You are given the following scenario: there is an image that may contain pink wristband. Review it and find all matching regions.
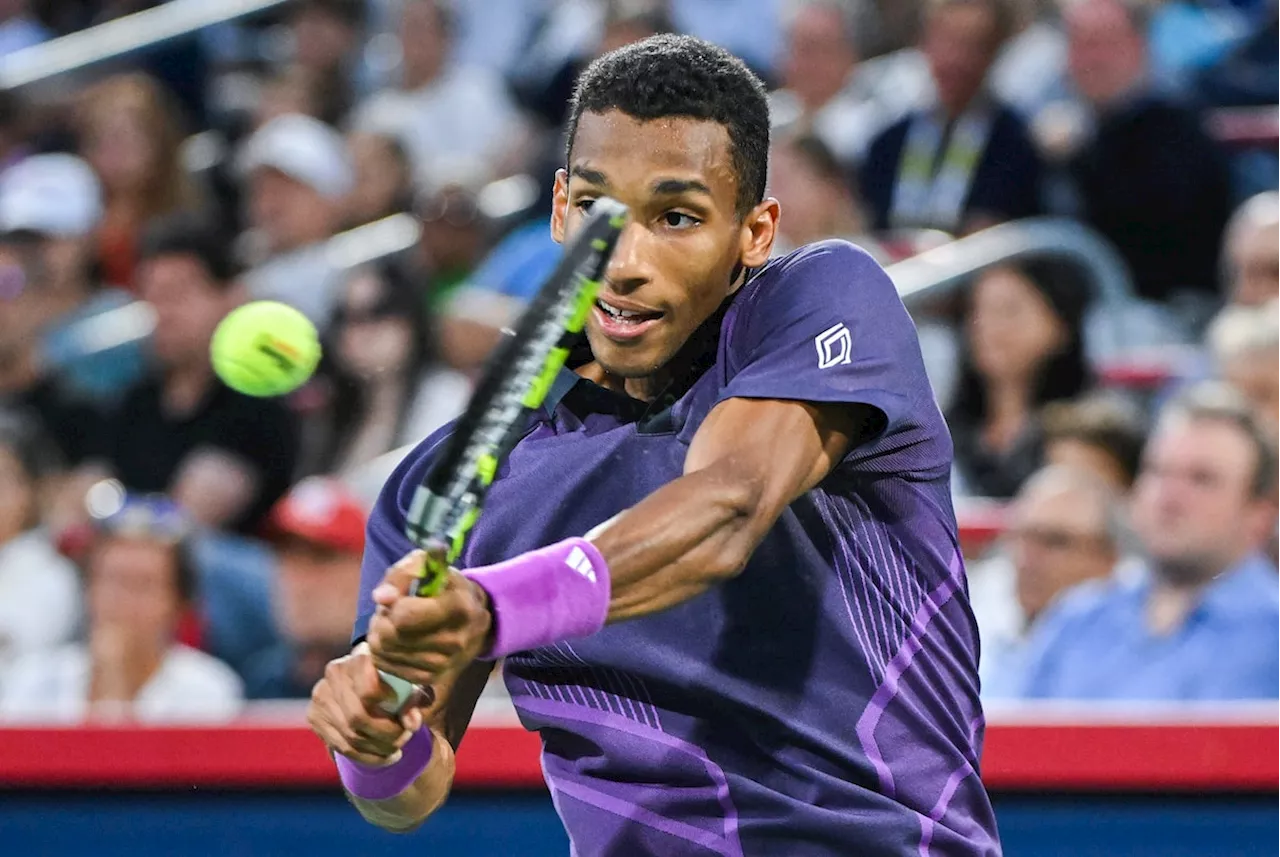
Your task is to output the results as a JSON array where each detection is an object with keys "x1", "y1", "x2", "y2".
[
  {"x1": 334, "y1": 728, "x2": 433, "y2": 801},
  {"x1": 464, "y1": 537, "x2": 611, "y2": 659}
]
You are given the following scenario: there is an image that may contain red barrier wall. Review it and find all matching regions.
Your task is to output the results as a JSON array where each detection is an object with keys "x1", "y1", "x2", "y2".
[{"x1": 2, "y1": 711, "x2": 1274, "y2": 792}]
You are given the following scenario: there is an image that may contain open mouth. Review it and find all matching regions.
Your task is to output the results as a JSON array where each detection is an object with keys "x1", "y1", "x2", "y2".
[{"x1": 592, "y1": 298, "x2": 663, "y2": 341}]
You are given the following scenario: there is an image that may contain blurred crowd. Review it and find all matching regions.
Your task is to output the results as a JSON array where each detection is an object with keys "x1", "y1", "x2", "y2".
[{"x1": 0, "y1": 0, "x2": 1275, "y2": 722}]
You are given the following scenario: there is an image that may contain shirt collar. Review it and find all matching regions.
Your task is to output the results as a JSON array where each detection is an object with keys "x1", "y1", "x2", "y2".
[{"x1": 1133, "y1": 553, "x2": 1279, "y2": 622}]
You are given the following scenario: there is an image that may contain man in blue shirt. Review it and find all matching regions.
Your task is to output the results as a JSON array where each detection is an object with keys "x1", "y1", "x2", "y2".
[
  {"x1": 307, "y1": 35, "x2": 1000, "y2": 855},
  {"x1": 1018, "y1": 383, "x2": 1279, "y2": 701}
]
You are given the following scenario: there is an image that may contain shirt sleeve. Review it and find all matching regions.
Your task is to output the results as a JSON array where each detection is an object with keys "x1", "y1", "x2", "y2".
[
  {"x1": 721, "y1": 239, "x2": 928, "y2": 452},
  {"x1": 352, "y1": 424, "x2": 456, "y2": 644}
]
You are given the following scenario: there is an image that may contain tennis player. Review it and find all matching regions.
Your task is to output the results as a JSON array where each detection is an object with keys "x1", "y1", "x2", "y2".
[{"x1": 307, "y1": 34, "x2": 1000, "y2": 856}]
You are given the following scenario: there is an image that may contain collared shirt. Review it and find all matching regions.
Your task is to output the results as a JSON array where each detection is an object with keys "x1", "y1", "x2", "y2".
[
  {"x1": 1017, "y1": 554, "x2": 1279, "y2": 701},
  {"x1": 356, "y1": 241, "x2": 1000, "y2": 856}
]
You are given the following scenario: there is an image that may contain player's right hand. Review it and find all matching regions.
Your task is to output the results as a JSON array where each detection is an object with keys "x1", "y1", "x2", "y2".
[{"x1": 307, "y1": 642, "x2": 433, "y2": 767}]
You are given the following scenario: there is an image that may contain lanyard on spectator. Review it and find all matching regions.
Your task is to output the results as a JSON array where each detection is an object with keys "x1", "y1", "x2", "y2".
[{"x1": 889, "y1": 104, "x2": 993, "y2": 232}]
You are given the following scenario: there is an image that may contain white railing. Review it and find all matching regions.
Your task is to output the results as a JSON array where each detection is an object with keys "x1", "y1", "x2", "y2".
[
  {"x1": 0, "y1": 0, "x2": 291, "y2": 89},
  {"x1": 887, "y1": 217, "x2": 1139, "y2": 354}
]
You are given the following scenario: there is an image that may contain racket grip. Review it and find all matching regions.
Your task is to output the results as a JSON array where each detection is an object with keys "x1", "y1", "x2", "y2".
[{"x1": 377, "y1": 670, "x2": 421, "y2": 715}]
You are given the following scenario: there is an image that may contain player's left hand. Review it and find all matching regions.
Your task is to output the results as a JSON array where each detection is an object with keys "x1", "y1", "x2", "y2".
[{"x1": 365, "y1": 549, "x2": 494, "y2": 688}]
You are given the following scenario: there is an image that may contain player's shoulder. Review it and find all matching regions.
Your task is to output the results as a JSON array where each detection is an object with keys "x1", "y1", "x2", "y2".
[
  {"x1": 727, "y1": 239, "x2": 902, "y2": 340},
  {"x1": 760, "y1": 237, "x2": 882, "y2": 279},
  {"x1": 741, "y1": 239, "x2": 889, "y2": 305}
]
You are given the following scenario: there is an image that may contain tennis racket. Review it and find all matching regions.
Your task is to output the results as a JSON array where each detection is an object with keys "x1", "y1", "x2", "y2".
[
  {"x1": 377, "y1": 198, "x2": 627, "y2": 713},
  {"x1": 406, "y1": 196, "x2": 629, "y2": 595}
]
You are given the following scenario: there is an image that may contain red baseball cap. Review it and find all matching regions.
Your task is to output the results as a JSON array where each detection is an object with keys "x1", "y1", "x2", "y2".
[{"x1": 269, "y1": 477, "x2": 366, "y2": 554}]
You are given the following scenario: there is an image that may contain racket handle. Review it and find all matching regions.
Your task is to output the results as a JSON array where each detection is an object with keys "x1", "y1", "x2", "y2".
[
  {"x1": 377, "y1": 670, "x2": 421, "y2": 715},
  {"x1": 412, "y1": 544, "x2": 451, "y2": 597}
]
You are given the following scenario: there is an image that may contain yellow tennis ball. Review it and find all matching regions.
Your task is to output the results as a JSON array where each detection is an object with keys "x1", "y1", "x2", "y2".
[{"x1": 210, "y1": 301, "x2": 321, "y2": 398}]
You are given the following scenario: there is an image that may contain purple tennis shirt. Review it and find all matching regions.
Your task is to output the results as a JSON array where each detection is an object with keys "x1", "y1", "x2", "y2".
[{"x1": 356, "y1": 240, "x2": 1001, "y2": 856}]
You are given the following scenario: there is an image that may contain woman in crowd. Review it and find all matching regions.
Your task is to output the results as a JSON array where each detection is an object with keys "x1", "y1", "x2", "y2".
[
  {"x1": 0, "y1": 415, "x2": 80, "y2": 687},
  {"x1": 76, "y1": 72, "x2": 200, "y2": 289},
  {"x1": 0, "y1": 494, "x2": 243, "y2": 722},
  {"x1": 948, "y1": 259, "x2": 1092, "y2": 498},
  {"x1": 304, "y1": 259, "x2": 470, "y2": 480}
]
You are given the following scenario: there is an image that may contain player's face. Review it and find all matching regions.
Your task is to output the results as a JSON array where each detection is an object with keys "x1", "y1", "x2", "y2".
[{"x1": 554, "y1": 110, "x2": 777, "y2": 391}]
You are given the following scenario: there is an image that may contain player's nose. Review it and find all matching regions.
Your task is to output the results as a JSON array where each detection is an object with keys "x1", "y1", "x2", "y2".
[{"x1": 603, "y1": 221, "x2": 652, "y2": 294}]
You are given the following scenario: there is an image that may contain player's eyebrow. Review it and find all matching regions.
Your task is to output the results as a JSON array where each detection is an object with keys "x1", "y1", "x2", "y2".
[
  {"x1": 651, "y1": 178, "x2": 712, "y2": 198},
  {"x1": 569, "y1": 166, "x2": 609, "y2": 186}
]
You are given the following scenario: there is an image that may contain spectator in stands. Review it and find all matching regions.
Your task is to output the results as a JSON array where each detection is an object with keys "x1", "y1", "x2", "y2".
[
  {"x1": 1223, "y1": 191, "x2": 1279, "y2": 308},
  {"x1": 304, "y1": 259, "x2": 468, "y2": 479},
  {"x1": 237, "y1": 113, "x2": 353, "y2": 327},
  {"x1": 768, "y1": 132, "x2": 877, "y2": 257},
  {"x1": 949, "y1": 259, "x2": 1092, "y2": 498},
  {"x1": 342, "y1": 129, "x2": 413, "y2": 229},
  {"x1": 284, "y1": 0, "x2": 365, "y2": 125},
  {"x1": 511, "y1": 0, "x2": 674, "y2": 132},
  {"x1": 1017, "y1": 383, "x2": 1279, "y2": 700},
  {"x1": 242, "y1": 477, "x2": 366, "y2": 698},
  {"x1": 770, "y1": 0, "x2": 911, "y2": 169},
  {"x1": 1207, "y1": 300, "x2": 1279, "y2": 444},
  {"x1": 859, "y1": 0, "x2": 1042, "y2": 234},
  {"x1": 437, "y1": 211, "x2": 558, "y2": 375},
  {"x1": 0, "y1": 153, "x2": 146, "y2": 410},
  {"x1": 84, "y1": 217, "x2": 298, "y2": 535},
  {"x1": 0, "y1": 235, "x2": 99, "y2": 468},
  {"x1": 0, "y1": 415, "x2": 79, "y2": 686},
  {"x1": 1059, "y1": 0, "x2": 1233, "y2": 319},
  {"x1": 1208, "y1": 299, "x2": 1280, "y2": 564},
  {"x1": 253, "y1": 65, "x2": 327, "y2": 131},
  {"x1": 76, "y1": 73, "x2": 201, "y2": 291},
  {"x1": 1041, "y1": 392, "x2": 1148, "y2": 493},
  {"x1": 0, "y1": 494, "x2": 243, "y2": 722},
  {"x1": 973, "y1": 464, "x2": 1123, "y2": 698},
  {"x1": 349, "y1": 0, "x2": 525, "y2": 189},
  {"x1": 415, "y1": 181, "x2": 491, "y2": 311}
]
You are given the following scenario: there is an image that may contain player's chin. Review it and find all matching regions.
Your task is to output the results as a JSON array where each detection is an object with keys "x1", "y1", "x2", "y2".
[{"x1": 585, "y1": 331, "x2": 669, "y2": 379}]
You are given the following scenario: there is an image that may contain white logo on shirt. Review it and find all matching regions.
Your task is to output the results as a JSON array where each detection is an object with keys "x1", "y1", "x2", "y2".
[
  {"x1": 565, "y1": 546, "x2": 596, "y2": 582},
  {"x1": 815, "y1": 323, "x2": 852, "y2": 369}
]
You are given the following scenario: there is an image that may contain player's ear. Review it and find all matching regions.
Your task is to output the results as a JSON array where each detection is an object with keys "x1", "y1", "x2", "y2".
[
  {"x1": 739, "y1": 197, "x2": 780, "y2": 269},
  {"x1": 550, "y1": 169, "x2": 569, "y2": 245}
]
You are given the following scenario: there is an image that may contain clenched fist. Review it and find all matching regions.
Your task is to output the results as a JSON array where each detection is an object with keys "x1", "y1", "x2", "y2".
[
  {"x1": 365, "y1": 550, "x2": 493, "y2": 689},
  {"x1": 307, "y1": 642, "x2": 433, "y2": 767}
]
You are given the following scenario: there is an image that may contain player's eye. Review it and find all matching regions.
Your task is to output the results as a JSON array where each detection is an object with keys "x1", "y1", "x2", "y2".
[
  {"x1": 661, "y1": 211, "x2": 701, "y2": 229},
  {"x1": 574, "y1": 198, "x2": 597, "y2": 213}
]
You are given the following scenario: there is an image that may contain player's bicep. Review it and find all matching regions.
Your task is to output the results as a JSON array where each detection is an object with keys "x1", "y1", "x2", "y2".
[{"x1": 684, "y1": 397, "x2": 871, "y2": 514}]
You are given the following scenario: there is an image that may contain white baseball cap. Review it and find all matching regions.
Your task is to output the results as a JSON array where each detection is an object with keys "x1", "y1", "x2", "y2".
[
  {"x1": 238, "y1": 113, "x2": 355, "y2": 200},
  {"x1": 0, "y1": 153, "x2": 103, "y2": 238}
]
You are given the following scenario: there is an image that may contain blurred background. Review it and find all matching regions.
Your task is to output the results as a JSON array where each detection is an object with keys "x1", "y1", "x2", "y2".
[{"x1": 0, "y1": 0, "x2": 1274, "y2": 854}]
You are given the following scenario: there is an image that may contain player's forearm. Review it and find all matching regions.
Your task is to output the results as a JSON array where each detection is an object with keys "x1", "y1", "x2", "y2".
[
  {"x1": 590, "y1": 466, "x2": 771, "y2": 622},
  {"x1": 345, "y1": 728, "x2": 455, "y2": 833}
]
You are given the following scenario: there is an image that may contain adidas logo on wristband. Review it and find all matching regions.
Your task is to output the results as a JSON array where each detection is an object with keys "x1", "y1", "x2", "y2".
[{"x1": 565, "y1": 545, "x2": 597, "y2": 582}]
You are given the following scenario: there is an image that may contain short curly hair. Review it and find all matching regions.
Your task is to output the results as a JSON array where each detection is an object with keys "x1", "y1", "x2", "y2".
[{"x1": 565, "y1": 34, "x2": 770, "y2": 217}]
